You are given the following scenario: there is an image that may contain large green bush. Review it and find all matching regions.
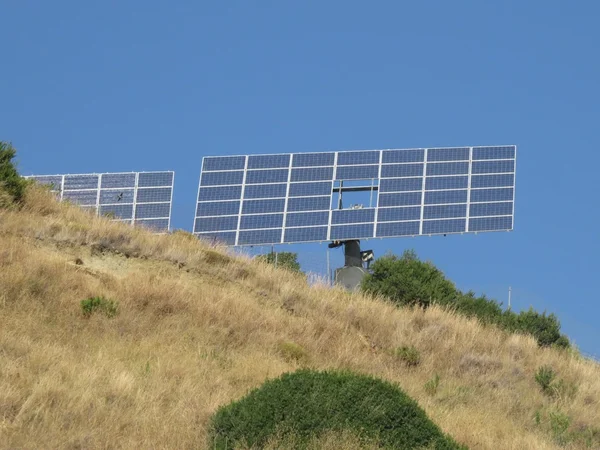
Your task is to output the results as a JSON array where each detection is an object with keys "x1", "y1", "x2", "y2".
[
  {"x1": 0, "y1": 141, "x2": 29, "y2": 206},
  {"x1": 362, "y1": 250, "x2": 458, "y2": 308},
  {"x1": 209, "y1": 369, "x2": 464, "y2": 449},
  {"x1": 361, "y1": 250, "x2": 570, "y2": 348}
]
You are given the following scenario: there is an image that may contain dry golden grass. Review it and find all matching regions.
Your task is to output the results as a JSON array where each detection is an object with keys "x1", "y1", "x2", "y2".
[{"x1": 1, "y1": 187, "x2": 599, "y2": 449}]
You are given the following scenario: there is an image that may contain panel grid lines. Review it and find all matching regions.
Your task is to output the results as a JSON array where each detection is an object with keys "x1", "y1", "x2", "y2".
[{"x1": 194, "y1": 145, "x2": 515, "y2": 245}]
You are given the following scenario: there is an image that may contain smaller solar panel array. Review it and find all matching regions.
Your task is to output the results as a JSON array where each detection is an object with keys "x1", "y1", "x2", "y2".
[{"x1": 27, "y1": 171, "x2": 174, "y2": 232}]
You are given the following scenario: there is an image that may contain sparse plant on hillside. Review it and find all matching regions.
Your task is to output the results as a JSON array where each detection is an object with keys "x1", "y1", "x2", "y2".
[
  {"x1": 209, "y1": 370, "x2": 464, "y2": 449},
  {"x1": 256, "y1": 251, "x2": 302, "y2": 274},
  {"x1": 535, "y1": 365, "x2": 556, "y2": 394},
  {"x1": 424, "y1": 373, "x2": 441, "y2": 396},
  {"x1": 393, "y1": 345, "x2": 421, "y2": 367},
  {"x1": 277, "y1": 341, "x2": 309, "y2": 364},
  {"x1": 0, "y1": 141, "x2": 29, "y2": 206},
  {"x1": 81, "y1": 296, "x2": 119, "y2": 318}
]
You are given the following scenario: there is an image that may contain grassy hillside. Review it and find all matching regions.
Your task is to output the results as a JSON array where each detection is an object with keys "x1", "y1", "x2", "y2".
[{"x1": 1, "y1": 186, "x2": 599, "y2": 449}]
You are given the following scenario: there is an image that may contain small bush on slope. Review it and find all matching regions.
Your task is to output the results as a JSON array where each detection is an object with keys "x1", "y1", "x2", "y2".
[
  {"x1": 209, "y1": 369, "x2": 464, "y2": 449},
  {"x1": 0, "y1": 141, "x2": 29, "y2": 206}
]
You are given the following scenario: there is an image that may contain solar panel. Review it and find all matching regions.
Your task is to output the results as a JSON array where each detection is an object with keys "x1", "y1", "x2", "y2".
[
  {"x1": 193, "y1": 146, "x2": 516, "y2": 246},
  {"x1": 27, "y1": 171, "x2": 174, "y2": 232}
]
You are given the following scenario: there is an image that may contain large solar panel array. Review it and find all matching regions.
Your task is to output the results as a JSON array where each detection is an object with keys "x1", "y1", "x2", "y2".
[
  {"x1": 194, "y1": 146, "x2": 516, "y2": 246},
  {"x1": 27, "y1": 171, "x2": 174, "y2": 232}
]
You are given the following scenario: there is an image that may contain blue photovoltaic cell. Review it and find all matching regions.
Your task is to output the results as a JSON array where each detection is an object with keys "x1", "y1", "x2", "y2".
[
  {"x1": 285, "y1": 211, "x2": 329, "y2": 227},
  {"x1": 100, "y1": 189, "x2": 134, "y2": 204},
  {"x1": 138, "y1": 172, "x2": 173, "y2": 187},
  {"x1": 247, "y1": 154, "x2": 290, "y2": 169},
  {"x1": 238, "y1": 229, "x2": 283, "y2": 245},
  {"x1": 376, "y1": 221, "x2": 420, "y2": 237},
  {"x1": 471, "y1": 174, "x2": 514, "y2": 188},
  {"x1": 473, "y1": 146, "x2": 515, "y2": 160},
  {"x1": 135, "y1": 203, "x2": 170, "y2": 219},
  {"x1": 427, "y1": 147, "x2": 469, "y2": 162},
  {"x1": 195, "y1": 216, "x2": 239, "y2": 232},
  {"x1": 244, "y1": 183, "x2": 287, "y2": 199},
  {"x1": 337, "y1": 151, "x2": 380, "y2": 165},
  {"x1": 470, "y1": 188, "x2": 513, "y2": 203},
  {"x1": 426, "y1": 176, "x2": 468, "y2": 191},
  {"x1": 422, "y1": 219, "x2": 466, "y2": 234},
  {"x1": 196, "y1": 201, "x2": 240, "y2": 217},
  {"x1": 377, "y1": 206, "x2": 421, "y2": 222},
  {"x1": 336, "y1": 165, "x2": 379, "y2": 180},
  {"x1": 245, "y1": 169, "x2": 289, "y2": 184},
  {"x1": 381, "y1": 164, "x2": 423, "y2": 178},
  {"x1": 380, "y1": 178, "x2": 422, "y2": 192},
  {"x1": 136, "y1": 219, "x2": 170, "y2": 232},
  {"x1": 240, "y1": 213, "x2": 283, "y2": 230},
  {"x1": 291, "y1": 167, "x2": 334, "y2": 182},
  {"x1": 292, "y1": 152, "x2": 335, "y2": 167},
  {"x1": 99, "y1": 204, "x2": 134, "y2": 219},
  {"x1": 378, "y1": 192, "x2": 422, "y2": 207},
  {"x1": 331, "y1": 208, "x2": 375, "y2": 225},
  {"x1": 472, "y1": 160, "x2": 515, "y2": 174},
  {"x1": 424, "y1": 204, "x2": 467, "y2": 219},
  {"x1": 101, "y1": 173, "x2": 136, "y2": 188},
  {"x1": 136, "y1": 187, "x2": 172, "y2": 203},
  {"x1": 30, "y1": 176, "x2": 62, "y2": 189},
  {"x1": 198, "y1": 185, "x2": 242, "y2": 201},
  {"x1": 426, "y1": 162, "x2": 469, "y2": 176},
  {"x1": 289, "y1": 181, "x2": 332, "y2": 197},
  {"x1": 242, "y1": 198, "x2": 285, "y2": 214},
  {"x1": 382, "y1": 149, "x2": 424, "y2": 163},
  {"x1": 284, "y1": 226, "x2": 328, "y2": 243},
  {"x1": 469, "y1": 216, "x2": 512, "y2": 232},
  {"x1": 201, "y1": 171, "x2": 244, "y2": 186},
  {"x1": 469, "y1": 202, "x2": 513, "y2": 217},
  {"x1": 424, "y1": 190, "x2": 468, "y2": 205},
  {"x1": 287, "y1": 196, "x2": 331, "y2": 212},
  {"x1": 64, "y1": 175, "x2": 99, "y2": 190},
  {"x1": 197, "y1": 231, "x2": 237, "y2": 245},
  {"x1": 203, "y1": 156, "x2": 246, "y2": 172},
  {"x1": 195, "y1": 146, "x2": 515, "y2": 245},
  {"x1": 63, "y1": 190, "x2": 97, "y2": 205},
  {"x1": 330, "y1": 223, "x2": 374, "y2": 240}
]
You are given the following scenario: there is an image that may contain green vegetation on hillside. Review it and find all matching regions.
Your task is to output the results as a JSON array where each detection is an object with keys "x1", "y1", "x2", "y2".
[
  {"x1": 362, "y1": 250, "x2": 570, "y2": 348},
  {"x1": 0, "y1": 141, "x2": 29, "y2": 207},
  {"x1": 256, "y1": 251, "x2": 302, "y2": 273},
  {"x1": 210, "y1": 369, "x2": 464, "y2": 449}
]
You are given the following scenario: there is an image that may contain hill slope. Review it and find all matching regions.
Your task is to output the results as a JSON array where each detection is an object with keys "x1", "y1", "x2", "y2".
[{"x1": 1, "y1": 187, "x2": 599, "y2": 449}]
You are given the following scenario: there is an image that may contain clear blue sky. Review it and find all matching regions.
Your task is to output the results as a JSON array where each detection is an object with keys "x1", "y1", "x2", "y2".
[{"x1": 2, "y1": 1, "x2": 599, "y2": 356}]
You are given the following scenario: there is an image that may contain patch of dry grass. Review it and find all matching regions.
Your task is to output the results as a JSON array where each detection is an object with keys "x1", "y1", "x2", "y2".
[{"x1": 1, "y1": 186, "x2": 599, "y2": 449}]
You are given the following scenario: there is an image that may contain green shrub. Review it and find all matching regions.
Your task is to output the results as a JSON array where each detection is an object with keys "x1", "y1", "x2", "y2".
[
  {"x1": 361, "y1": 249, "x2": 570, "y2": 348},
  {"x1": 535, "y1": 365, "x2": 557, "y2": 395},
  {"x1": 0, "y1": 141, "x2": 29, "y2": 206},
  {"x1": 277, "y1": 341, "x2": 309, "y2": 363},
  {"x1": 209, "y1": 369, "x2": 464, "y2": 449},
  {"x1": 548, "y1": 410, "x2": 571, "y2": 445},
  {"x1": 362, "y1": 250, "x2": 458, "y2": 308},
  {"x1": 256, "y1": 251, "x2": 302, "y2": 274},
  {"x1": 424, "y1": 373, "x2": 441, "y2": 396},
  {"x1": 393, "y1": 345, "x2": 421, "y2": 367},
  {"x1": 81, "y1": 296, "x2": 119, "y2": 318}
]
